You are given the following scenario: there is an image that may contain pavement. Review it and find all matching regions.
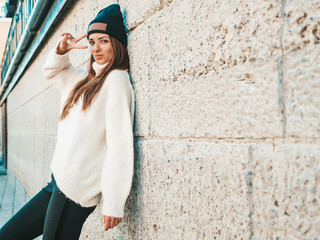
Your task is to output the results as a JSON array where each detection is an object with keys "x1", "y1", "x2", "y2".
[{"x1": 0, "y1": 165, "x2": 42, "y2": 239}]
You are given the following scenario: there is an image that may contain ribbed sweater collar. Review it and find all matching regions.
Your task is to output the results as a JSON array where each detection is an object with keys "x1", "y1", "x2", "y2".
[{"x1": 92, "y1": 61, "x2": 110, "y2": 75}]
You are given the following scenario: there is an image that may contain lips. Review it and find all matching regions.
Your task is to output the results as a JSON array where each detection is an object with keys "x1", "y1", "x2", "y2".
[{"x1": 95, "y1": 55, "x2": 103, "y2": 58}]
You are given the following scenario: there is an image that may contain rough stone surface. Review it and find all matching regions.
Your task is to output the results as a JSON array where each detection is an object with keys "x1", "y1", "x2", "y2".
[
  {"x1": 128, "y1": 0, "x2": 284, "y2": 138},
  {"x1": 3, "y1": 0, "x2": 320, "y2": 239},
  {"x1": 128, "y1": 140, "x2": 252, "y2": 240},
  {"x1": 282, "y1": 0, "x2": 320, "y2": 137},
  {"x1": 250, "y1": 143, "x2": 320, "y2": 239}
]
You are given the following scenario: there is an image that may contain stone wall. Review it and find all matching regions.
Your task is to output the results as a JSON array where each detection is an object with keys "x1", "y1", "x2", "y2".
[{"x1": 5, "y1": 0, "x2": 320, "y2": 239}]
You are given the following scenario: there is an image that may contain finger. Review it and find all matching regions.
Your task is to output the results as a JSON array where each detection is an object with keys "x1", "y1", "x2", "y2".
[
  {"x1": 110, "y1": 218, "x2": 115, "y2": 229},
  {"x1": 63, "y1": 34, "x2": 73, "y2": 42},
  {"x1": 59, "y1": 35, "x2": 67, "y2": 47},
  {"x1": 114, "y1": 218, "x2": 119, "y2": 226},
  {"x1": 75, "y1": 33, "x2": 88, "y2": 43},
  {"x1": 119, "y1": 218, "x2": 122, "y2": 223},
  {"x1": 61, "y1": 33, "x2": 73, "y2": 41},
  {"x1": 105, "y1": 217, "x2": 110, "y2": 231},
  {"x1": 72, "y1": 44, "x2": 88, "y2": 49}
]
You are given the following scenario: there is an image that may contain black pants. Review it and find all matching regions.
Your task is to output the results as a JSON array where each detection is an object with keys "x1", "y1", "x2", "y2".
[{"x1": 0, "y1": 173, "x2": 96, "y2": 240}]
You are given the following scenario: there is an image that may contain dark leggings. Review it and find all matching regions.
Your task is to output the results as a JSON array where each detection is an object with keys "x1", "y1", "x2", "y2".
[{"x1": 0, "y1": 173, "x2": 96, "y2": 240}]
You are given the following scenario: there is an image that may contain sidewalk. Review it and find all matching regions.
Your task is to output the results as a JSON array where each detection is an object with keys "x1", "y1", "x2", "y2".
[{"x1": 0, "y1": 170, "x2": 42, "y2": 239}]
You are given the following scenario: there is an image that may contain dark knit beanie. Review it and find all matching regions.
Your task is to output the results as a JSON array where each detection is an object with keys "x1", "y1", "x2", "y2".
[{"x1": 87, "y1": 4, "x2": 127, "y2": 46}]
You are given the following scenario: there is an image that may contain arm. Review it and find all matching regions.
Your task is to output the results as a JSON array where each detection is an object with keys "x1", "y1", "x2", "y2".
[
  {"x1": 42, "y1": 37, "x2": 87, "y2": 91},
  {"x1": 101, "y1": 70, "x2": 135, "y2": 218}
]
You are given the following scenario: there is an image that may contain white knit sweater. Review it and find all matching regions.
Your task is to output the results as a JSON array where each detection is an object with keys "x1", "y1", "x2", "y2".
[{"x1": 42, "y1": 39, "x2": 135, "y2": 218}]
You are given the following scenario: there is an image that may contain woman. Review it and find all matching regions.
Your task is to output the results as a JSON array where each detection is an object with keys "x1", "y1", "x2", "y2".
[{"x1": 0, "y1": 4, "x2": 135, "y2": 240}]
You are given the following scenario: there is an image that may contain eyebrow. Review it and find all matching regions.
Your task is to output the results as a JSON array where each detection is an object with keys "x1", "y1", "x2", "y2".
[{"x1": 88, "y1": 36, "x2": 109, "y2": 41}]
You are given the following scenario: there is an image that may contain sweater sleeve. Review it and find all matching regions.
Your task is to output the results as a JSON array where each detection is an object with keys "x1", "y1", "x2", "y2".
[
  {"x1": 41, "y1": 38, "x2": 87, "y2": 91},
  {"x1": 101, "y1": 70, "x2": 135, "y2": 218}
]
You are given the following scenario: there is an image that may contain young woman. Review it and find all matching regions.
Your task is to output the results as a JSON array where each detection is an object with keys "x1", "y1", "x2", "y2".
[{"x1": 0, "y1": 4, "x2": 135, "y2": 240}]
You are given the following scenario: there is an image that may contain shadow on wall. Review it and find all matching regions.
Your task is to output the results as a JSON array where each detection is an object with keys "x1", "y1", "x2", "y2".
[{"x1": 0, "y1": 150, "x2": 6, "y2": 175}]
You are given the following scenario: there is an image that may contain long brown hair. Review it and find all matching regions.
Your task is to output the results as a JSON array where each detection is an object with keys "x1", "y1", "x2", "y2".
[{"x1": 58, "y1": 35, "x2": 130, "y2": 121}]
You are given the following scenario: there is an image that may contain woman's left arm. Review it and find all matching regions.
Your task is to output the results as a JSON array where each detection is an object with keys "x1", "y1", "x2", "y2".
[{"x1": 100, "y1": 70, "x2": 135, "y2": 226}]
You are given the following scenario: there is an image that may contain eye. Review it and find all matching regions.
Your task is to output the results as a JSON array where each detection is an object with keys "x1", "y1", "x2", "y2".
[
  {"x1": 102, "y1": 40, "x2": 108, "y2": 43},
  {"x1": 89, "y1": 41, "x2": 94, "y2": 45}
]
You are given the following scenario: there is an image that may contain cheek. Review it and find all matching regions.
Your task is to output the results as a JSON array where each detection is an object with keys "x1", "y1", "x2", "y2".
[{"x1": 102, "y1": 45, "x2": 112, "y2": 56}]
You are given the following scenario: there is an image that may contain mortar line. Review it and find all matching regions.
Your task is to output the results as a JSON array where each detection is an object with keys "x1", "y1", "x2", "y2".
[
  {"x1": 134, "y1": 136, "x2": 320, "y2": 142},
  {"x1": 7, "y1": 86, "x2": 52, "y2": 116},
  {"x1": 126, "y1": 1, "x2": 174, "y2": 33},
  {"x1": 247, "y1": 145, "x2": 254, "y2": 239},
  {"x1": 277, "y1": 0, "x2": 287, "y2": 137}
]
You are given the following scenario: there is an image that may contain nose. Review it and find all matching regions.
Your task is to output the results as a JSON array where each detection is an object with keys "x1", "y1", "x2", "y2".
[{"x1": 93, "y1": 42, "x2": 101, "y2": 52}]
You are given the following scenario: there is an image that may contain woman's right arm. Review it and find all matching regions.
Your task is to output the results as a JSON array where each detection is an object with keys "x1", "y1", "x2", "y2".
[{"x1": 42, "y1": 33, "x2": 88, "y2": 91}]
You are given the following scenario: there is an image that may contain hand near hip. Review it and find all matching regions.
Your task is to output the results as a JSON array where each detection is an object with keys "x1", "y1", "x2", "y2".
[
  {"x1": 104, "y1": 215, "x2": 122, "y2": 231},
  {"x1": 56, "y1": 32, "x2": 88, "y2": 55}
]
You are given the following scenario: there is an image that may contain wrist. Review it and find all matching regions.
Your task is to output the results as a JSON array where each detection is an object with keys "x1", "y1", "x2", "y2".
[{"x1": 56, "y1": 45, "x2": 69, "y2": 55}]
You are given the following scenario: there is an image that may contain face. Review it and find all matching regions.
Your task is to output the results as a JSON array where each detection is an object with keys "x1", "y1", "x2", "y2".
[{"x1": 88, "y1": 33, "x2": 113, "y2": 65}]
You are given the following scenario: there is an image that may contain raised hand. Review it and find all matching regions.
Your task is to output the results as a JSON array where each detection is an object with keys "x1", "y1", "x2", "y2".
[{"x1": 56, "y1": 32, "x2": 88, "y2": 55}]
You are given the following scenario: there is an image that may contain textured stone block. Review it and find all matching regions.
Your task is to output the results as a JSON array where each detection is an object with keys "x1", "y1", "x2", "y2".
[
  {"x1": 119, "y1": 0, "x2": 172, "y2": 30},
  {"x1": 250, "y1": 144, "x2": 320, "y2": 239},
  {"x1": 282, "y1": 0, "x2": 320, "y2": 137},
  {"x1": 114, "y1": 139, "x2": 252, "y2": 240},
  {"x1": 128, "y1": 0, "x2": 284, "y2": 138}
]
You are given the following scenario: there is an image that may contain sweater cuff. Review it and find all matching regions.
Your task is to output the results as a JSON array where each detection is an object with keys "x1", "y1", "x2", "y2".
[{"x1": 101, "y1": 193, "x2": 128, "y2": 218}]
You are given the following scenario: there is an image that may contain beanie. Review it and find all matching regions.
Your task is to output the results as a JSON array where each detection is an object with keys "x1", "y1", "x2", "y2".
[{"x1": 87, "y1": 4, "x2": 127, "y2": 46}]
